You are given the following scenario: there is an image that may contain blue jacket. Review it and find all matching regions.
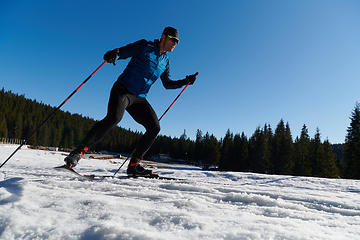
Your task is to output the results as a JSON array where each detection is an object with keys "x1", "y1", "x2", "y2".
[{"x1": 116, "y1": 39, "x2": 183, "y2": 98}]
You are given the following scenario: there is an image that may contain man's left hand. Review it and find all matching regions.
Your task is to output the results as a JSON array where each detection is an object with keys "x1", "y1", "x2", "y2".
[{"x1": 182, "y1": 72, "x2": 199, "y2": 85}]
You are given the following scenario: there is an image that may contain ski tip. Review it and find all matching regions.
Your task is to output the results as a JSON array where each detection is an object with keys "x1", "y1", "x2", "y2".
[{"x1": 54, "y1": 165, "x2": 70, "y2": 170}]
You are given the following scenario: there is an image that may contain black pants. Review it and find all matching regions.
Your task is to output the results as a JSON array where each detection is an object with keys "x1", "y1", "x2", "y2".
[{"x1": 82, "y1": 81, "x2": 160, "y2": 159}]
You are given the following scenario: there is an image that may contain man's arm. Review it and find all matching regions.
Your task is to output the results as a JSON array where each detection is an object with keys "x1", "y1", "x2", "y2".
[
  {"x1": 161, "y1": 68, "x2": 198, "y2": 89},
  {"x1": 103, "y1": 39, "x2": 148, "y2": 64},
  {"x1": 160, "y1": 68, "x2": 184, "y2": 89},
  {"x1": 117, "y1": 39, "x2": 148, "y2": 59}
]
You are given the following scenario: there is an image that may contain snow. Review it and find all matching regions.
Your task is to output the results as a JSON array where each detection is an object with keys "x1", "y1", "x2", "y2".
[{"x1": 1, "y1": 145, "x2": 360, "y2": 240}]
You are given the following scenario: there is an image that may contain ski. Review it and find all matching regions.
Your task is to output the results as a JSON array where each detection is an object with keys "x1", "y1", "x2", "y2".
[
  {"x1": 127, "y1": 173, "x2": 182, "y2": 181},
  {"x1": 54, "y1": 165, "x2": 182, "y2": 181},
  {"x1": 96, "y1": 173, "x2": 182, "y2": 181},
  {"x1": 54, "y1": 165, "x2": 95, "y2": 181}
]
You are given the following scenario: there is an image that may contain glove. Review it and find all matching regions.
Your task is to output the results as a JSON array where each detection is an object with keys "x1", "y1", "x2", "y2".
[
  {"x1": 181, "y1": 72, "x2": 198, "y2": 86},
  {"x1": 103, "y1": 48, "x2": 119, "y2": 66}
]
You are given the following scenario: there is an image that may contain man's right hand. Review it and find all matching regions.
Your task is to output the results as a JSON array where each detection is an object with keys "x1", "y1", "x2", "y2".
[{"x1": 103, "y1": 49, "x2": 119, "y2": 65}]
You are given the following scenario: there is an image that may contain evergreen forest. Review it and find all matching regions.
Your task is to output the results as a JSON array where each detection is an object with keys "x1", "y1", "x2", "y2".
[{"x1": 2, "y1": 88, "x2": 359, "y2": 179}]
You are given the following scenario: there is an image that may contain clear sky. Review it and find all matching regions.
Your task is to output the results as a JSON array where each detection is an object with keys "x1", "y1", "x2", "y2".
[{"x1": 1, "y1": 0, "x2": 360, "y2": 144}]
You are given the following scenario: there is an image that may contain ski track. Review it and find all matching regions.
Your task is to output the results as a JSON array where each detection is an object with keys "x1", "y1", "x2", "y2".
[{"x1": 1, "y1": 146, "x2": 360, "y2": 239}]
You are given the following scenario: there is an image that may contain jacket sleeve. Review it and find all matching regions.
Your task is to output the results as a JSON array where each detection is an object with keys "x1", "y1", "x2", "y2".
[
  {"x1": 117, "y1": 39, "x2": 148, "y2": 59},
  {"x1": 160, "y1": 65, "x2": 184, "y2": 89}
]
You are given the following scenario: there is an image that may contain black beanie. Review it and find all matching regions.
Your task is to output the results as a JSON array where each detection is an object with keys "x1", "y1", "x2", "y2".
[{"x1": 162, "y1": 27, "x2": 179, "y2": 40}]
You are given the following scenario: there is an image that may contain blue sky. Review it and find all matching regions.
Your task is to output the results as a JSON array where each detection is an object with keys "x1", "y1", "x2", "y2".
[{"x1": 1, "y1": 0, "x2": 360, "y2": 144}]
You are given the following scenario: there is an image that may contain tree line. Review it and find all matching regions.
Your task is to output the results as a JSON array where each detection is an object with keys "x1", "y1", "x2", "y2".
[
  {"x1": 217, "y1": 122, "x2": 340, "y2": 178},
  {"x1": 0, "y1": 88, "x2": 143, "y2": 153},
  {"x1": 3, "y1": 88, "x2": 360, "y2": 179}
]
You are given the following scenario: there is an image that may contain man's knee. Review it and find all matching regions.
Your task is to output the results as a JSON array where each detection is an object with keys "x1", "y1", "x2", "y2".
[
  {"x1": 104, "y1": 115, "x2": 122, "y2": 127},
  {"x1": 149, "y1": 122, "x2": 161, "y2": 135},
  {"x1": 154, "y1": 123, "x2": 161, "y2": 134}
]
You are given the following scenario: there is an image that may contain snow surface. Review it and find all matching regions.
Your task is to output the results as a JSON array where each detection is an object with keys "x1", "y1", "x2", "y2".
[{"x1": 1, "y1": 145, "x2": 360, "y2": 240}]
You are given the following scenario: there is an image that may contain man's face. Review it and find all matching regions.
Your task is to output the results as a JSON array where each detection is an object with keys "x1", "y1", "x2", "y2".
[{"x1": 164, "y1": 35, "x2": 178, "y2": 52}]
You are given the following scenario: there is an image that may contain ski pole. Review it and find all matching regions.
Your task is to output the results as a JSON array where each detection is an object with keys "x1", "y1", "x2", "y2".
[
  {"x1": 113, "y1": 72, "x2": 198, "y2": 176},
  {"x1": 159, "y1": 84, "x2": 189, "y2": 121},
  {"x1": 0, "y1": 60, "x2": 107, "y2": 169},
  {"x1": 159, "y1": 72, "x2": 199, "y2": 121}
]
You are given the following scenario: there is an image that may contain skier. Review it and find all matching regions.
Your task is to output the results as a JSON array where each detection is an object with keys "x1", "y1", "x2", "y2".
[{"x1": 64, "y1": 27, "x2": 197, "y2": 176}]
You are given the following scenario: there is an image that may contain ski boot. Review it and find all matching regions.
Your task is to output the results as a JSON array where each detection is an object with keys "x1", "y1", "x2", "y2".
[
  {"x1": 64, "y1": 144, "x2": 88, "y2": 168},
  {"x1": 127, "y1": 158, "x2": 152, "y2": 176}
]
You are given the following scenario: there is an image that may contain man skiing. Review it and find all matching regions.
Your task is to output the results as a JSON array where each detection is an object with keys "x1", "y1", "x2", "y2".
[{"x1": 64, "y1": 27, "x2": 197, "y2": 176}]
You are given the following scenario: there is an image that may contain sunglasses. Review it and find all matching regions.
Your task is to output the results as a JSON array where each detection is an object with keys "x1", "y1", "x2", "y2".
[{"x1": 167, "y1": 35, "x2": 179, "y2": 44}]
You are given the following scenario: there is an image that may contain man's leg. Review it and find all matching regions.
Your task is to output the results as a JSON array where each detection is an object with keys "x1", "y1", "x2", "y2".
[
  {"x1": 64, "y1": 84, "x2": 129, "y2": 167},
  {"x1": 126, "y1": 99, "x2": 160, "y2": 175},
  {"x1": 82, "y1": 89, "x2": 129, "y2": 146}
]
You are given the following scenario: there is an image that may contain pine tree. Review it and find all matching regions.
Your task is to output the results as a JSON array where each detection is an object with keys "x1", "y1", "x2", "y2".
[
  {"x1": 194, "y1": 129, "x2": 204, "y2": 161},
  {"x1": 203, "y1": 132, "x2": 220, "y2": 165},
  {"x1": 0, "y1": 116, "x2": 8, "y2": 139},
  {"x1": 219, "y1": 129, "x2": 234, "y2": 170},
  {"x1": 321, "y1": 139, "x2": 340, "y2": 178},
  {"x1": 271, "y1": 120, "x2": 294, "y2": 175},
  {"x1": 293, "y1": 124, "x2": 311, "y2": 176},
  {"x1": 283, "y1": 122, "x2": 295, "y2": 174},
  {"x1": 263, "y1": 124, "x2": 273, "y2": 172},
  {"x1": 249, "y1": 125, "x2": 271, "y2": 173},
  {"x1": 178, "y1": 129, "x2": 190, "y2": 159},
  {"x1": 310, "y1": 128, "x2": 324, "y2": 177},
  {"x1": 14, "y1": 113, "x2": 23, "y2": 139},
  {"x1": 342, "y1": 102, "x2": 360, "y2": 179},
  {"x1": 238, "y1": 132, "x2": 249, "y2": 171},
  {"x1": 42, "y1": 125, "x2": 51, "y2": 147}
]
